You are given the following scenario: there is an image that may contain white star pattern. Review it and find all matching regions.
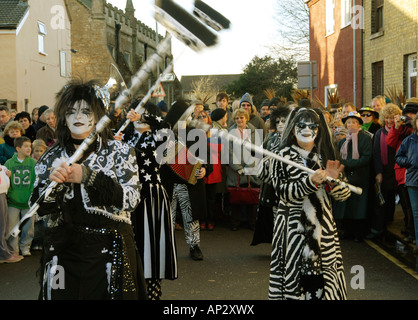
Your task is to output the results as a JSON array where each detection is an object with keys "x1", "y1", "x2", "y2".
[
  {"x1": 144, "y1": 159, "x2": 151, "y2": 166},
  {"x1": 144, "y1": 173, "x2": 152, "y2": 181}
]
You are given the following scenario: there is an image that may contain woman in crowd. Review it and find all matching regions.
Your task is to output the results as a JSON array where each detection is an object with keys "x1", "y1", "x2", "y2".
[
  {"x1": 395, "y1": 112, "x2": 418, "y2": 253},
  {"x1": 196, "y1": 110, "x2": 222, "y2": 231},
  {"x1": 333, "y1": 112, "x2": 373, "y2": 241},
  {"x1": 227, "y1": 108, "x2": 262, "y2": 231},
  {"x1": 15, "y1": 112, "x2": 37, "y2": 142},
  {"x1": 359, "y1": 106, "x2": 381, "y2": 136},
  {"x1": 367, "y1": 104, "x2": 402, "y2": 239},
  {"x1": 252, "y1": 106, "x2": 289, "y2": 245},
  {"x1": 30, "y1": 79, "x2": 146, "y2": 300},
  {"x1": 268, "y1": 107, "x2": 351, "y2": 300}
]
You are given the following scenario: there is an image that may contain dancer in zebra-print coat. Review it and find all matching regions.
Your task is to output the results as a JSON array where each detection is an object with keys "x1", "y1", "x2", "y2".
[{"x1": 268, "y1": 107, "x2": 351, "y2": 300}]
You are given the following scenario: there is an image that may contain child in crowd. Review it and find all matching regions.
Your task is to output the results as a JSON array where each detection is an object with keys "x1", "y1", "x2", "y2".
[
  {"x1": 30, "y1": 139, "x2": 49, "y2": 250},
  {"x1": 0, "y1": 121, "x2": 24, "y2": 164},
  {"x1": 0, "y1": 165, "x2": 22, "y2": 263},
  {"x1": 5, "y1": 136, "x2": 36, "y2": 256},
  {"x1": 31, "y1": 139, "x2": 48, "y2": 161}
]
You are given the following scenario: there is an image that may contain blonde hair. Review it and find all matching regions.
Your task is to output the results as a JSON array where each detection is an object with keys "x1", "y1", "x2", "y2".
[
  {"x1": 32, "y1": 139, "x2": 48, "y2": 150},
  {"x1": 232, "y1": 108, "x2": 249, "y2": 122},
  {"x1": 4, "y1": 121, "x2": 25, "y2": 136},
  {"x1": 379, "y1": 103, "x2": 402, "y2": 124}
]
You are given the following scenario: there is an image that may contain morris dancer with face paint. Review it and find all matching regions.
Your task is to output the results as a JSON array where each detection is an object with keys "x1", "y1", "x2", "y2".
[
  {"x1": 252, "y1": 106, "x2": 290, "y2": 246},
  {"x1": 115, "y1": 100, "x2": 178, "y2": 300},
  {"x1": 30, "y1": 80, "x2": 146, "y2": 300},
  {"x1": 268, "y1": 107, "x2": 351, "y2": 300}
]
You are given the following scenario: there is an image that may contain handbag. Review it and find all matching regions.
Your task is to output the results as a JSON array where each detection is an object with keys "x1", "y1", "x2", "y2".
[{"x1": 227, "y1": 175, "x2": 260, "y2": 205}]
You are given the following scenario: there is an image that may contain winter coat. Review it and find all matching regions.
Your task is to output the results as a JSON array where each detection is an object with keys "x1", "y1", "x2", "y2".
[
  {"x1": 373, "y1": 127, "x2": 397, "y2": 190},
  {"x1": 226, "y1": 123, "x2": 262, "y2": 188},
  {"x1": 0, "y1": 136, "x2": 16, "y2": 165},
  {"x1": 395, "y1": 133, "x2": 418, "y2": 188},
  {"x1": 268, "y1": 145, "x2": 350, "y2": 300},
  {"x1": 386, "y1": 124, "x2": 413, "y2": 185},
  {"x1": 334, "y1": 130, "x2": 372, "y2": 220}
]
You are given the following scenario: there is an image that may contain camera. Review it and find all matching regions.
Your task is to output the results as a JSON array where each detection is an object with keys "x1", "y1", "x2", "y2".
[{"x1": 400, "y1": 116, "x2": 407, "y2": 122}]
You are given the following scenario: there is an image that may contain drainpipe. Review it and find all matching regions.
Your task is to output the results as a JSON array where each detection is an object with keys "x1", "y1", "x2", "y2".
[{"x1": 115, "y1": 22, "x2": 121, "y2": 64}]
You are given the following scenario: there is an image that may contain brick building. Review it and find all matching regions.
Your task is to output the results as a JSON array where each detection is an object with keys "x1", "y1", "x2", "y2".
[
  {"x1": 307, "y1": 0, "x2": 362, "y2": 109},
  {"x1": 362, "y1": 0, "x2": 417, "y2": 104},
  {"x1": 308, "y1": 0, "x2": 417, "y2": 109}
]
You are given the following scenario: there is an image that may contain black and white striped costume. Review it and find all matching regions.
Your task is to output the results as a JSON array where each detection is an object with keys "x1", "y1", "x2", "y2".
[{"x1": 268, "y1": 145, "x2": 350, "y2": 300}]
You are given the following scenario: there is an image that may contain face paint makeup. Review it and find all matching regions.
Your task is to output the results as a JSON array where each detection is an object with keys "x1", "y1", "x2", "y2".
[
  {"x1": 294, "y1": 121, "x2": 319, "y2": 144},
  {"x1": 276, "y1": 117, "x2": 287, "y2": 134},
  {"x1": 66, "y1": 100, "x2": 95, "y2": 137}
]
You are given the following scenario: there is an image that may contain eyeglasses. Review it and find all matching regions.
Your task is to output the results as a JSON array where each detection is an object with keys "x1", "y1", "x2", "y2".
[
  {"x1": 197, "y1": 115, "x2": 207, "y2": 120},
  {"x1": 361, "y1": 113, "x2": 372, "y2": 117},
  {"x1": 295, "y1": 122, "x2": 319, "y2": 130},
  {"x1": 276, "y1": 119, "x2": 286, "y2": 124}
]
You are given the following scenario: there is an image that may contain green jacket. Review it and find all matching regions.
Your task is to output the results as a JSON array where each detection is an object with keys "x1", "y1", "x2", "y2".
[{"x1": 4, "y1": 154, "x2": 36, "y2": 209}]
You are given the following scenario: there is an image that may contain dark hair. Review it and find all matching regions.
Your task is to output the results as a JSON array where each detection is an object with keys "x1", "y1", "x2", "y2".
[
  {"x1": 15, "y1": 111, "x2": 31, "y2": 123},
  {"x1": 54, "y1": 79, "x2": 112, "y2": 148},
  {"x1": 412, "y1": 112, "x2": 418, "y2": 132},
  {"x1": 129, "y1": 100, "x2": 162, "y2": 130},
  {"x1": 216, "y1": 92, "x2": 229, "y2": 102},
  {"x1": 269, "y1": 106, "x2": 290, "y2": 131},
  {"x1": 14, "y1": 136, "x2": 31, "y2": 149},
  {"x1": 280, "y1": 107, "x2": 339, "y2": 162}
]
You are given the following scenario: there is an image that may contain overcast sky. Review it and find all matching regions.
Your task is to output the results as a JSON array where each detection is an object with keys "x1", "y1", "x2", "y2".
[{"x1": 107, "y1": 0, "x2": 279, "y2": 79}]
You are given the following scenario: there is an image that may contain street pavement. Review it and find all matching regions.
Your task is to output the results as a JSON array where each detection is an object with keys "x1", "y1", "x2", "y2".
[{"x1": 1, "y1": 220, "x2": 417, "y2": 301}]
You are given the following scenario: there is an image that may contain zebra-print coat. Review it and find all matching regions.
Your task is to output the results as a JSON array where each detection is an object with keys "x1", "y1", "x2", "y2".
[{"x1": 268, "y1": 145, "x2": 351, "y2": 300}]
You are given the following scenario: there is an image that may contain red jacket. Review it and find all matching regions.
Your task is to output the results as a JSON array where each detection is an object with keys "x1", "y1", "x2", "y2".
[
  {"x1": 386, "y1": 125, "x2": 413, "y2": 185},
  {"x1": 204, "y1": 139, "x2": 223, "y2": 184}
]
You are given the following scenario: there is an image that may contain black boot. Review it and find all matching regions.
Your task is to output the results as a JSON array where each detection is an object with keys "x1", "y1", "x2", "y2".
[{"x1": 190, "y1": 245, "x2": 203, "y2": 260}]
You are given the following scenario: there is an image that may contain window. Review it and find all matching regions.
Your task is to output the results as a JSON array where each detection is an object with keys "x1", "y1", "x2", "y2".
[
  {"x1": 326, "y1": 0, "x2": 335, "y2": 35},
  {"x1": 372, "y1": 61, "x2": 384, "y2": 97},
  {"x1": 372, "y1": 0, "x2": 384, "y2": 33},
  {"x1": 407, "y1": 54, "x2": 417, "y2": 98},
  {"x1": 59, "y1": 51, "x2": 66, "y2": 77},
  {"x1": 38, "y1": 21, "x2": 47, "y2": 55},
  {"x1": 341, "y1": 0, "x2": 352, "y2": 28}
]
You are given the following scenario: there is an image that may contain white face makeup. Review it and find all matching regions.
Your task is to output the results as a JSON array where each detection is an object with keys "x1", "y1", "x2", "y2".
[
  {"x1": 276, "y1": 117, "x2": 287, "y2": 134},
  {"x1": 66, "y1": 100, "x2": 95, "y2": 137},
  {"x1": 294, "y1": 120, "x2": 319, "y2": 144}
]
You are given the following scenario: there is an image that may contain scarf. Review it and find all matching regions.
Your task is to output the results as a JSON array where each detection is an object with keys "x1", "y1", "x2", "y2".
[
  {"x1": 340, "y1": 128, "x2": 360, "y2": 160},
  {"x1": 380, "y1": 126, "x2": 390, "y2": 166}
]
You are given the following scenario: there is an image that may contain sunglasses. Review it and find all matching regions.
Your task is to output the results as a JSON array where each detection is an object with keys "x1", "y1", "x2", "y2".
[
  {"x1": 295, "y1": 122, "x2": 319, "y2": 130},
  {"x1": 197, "y1": 115, "x2": 207, "y2": 119},
  {"x1": 361, "y1": 113, "x2": 372, "y2": 117}
]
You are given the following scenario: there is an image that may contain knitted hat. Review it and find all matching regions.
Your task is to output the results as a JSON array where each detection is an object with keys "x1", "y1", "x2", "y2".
[
  {"x1": 402, "y1": 102, "x2": 418, "y2": 116},
  {"x1": 157, "y1": 100, "x2": 168, "y2": 113},
  {"x1": 269, "y1": 98, "x2": 279, "y2": 108},
  {"x1": 38, "y1": 105, "x2": 49, "y2": 118},
  {"x1": 261, "y1": 99, "x2": 269, "y2": 107},
  {"x1": 240, "y1": 93, "x2": 253, "y2": 107},
  {"x1": 334, "y1": 126, "x2": 346, "y2": 136},
  {"x1": 342, "y1": 111, "x2": 363, "y2": 124},
  {"x1": 210, "y1": 108, "x2": 227, "y2": 122}
]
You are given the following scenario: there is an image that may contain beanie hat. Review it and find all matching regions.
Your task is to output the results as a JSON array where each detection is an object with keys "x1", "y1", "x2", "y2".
[
  {"x1": 210, "y1": 108, "x2": 227, "y2": 122},
  {"x1": 261, "y1": 99, "x2": 269, "y2": 107},
  {"x1": 38, "y1": 105, "x2": 49, "y2": 118},
  {"x1": 402, "y1": 102, "x2": 418, "y2": 116},
  {"x1": 240, "y1": 93, "x2": 253, "y2": 107},
  {"x1": 157, "y1": 100, "x2": 168, "y2": 113}
]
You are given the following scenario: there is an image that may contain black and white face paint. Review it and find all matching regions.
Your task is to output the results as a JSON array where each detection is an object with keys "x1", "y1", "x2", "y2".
[
  {"x1": 294, "y1": 121, "x2": 319, "y2": 144},
  {"x1": 276, "y1": 117, "x2": 287, "y2": 134},
  {"x1": 66, "y1": 100, "x2": 95, "y2": 136}
]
